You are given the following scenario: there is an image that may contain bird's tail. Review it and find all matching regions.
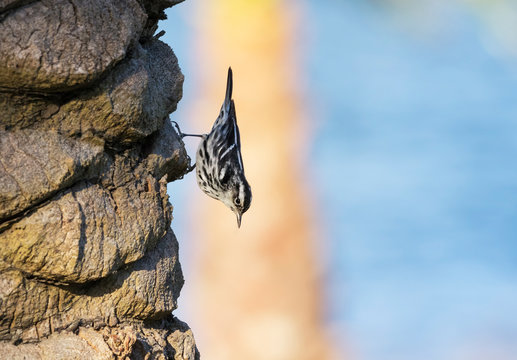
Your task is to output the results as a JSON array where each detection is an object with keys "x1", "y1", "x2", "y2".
[{"x1": 224, "y1": 67, "x2": 233, "y2": 110}]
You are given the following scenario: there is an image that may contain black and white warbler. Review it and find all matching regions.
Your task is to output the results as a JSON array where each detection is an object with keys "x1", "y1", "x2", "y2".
[{"x1": 174, "y1": 67, "x2": 252, "y2": 228}]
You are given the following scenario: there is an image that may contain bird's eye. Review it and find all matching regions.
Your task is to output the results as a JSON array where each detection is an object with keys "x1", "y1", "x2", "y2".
[{"x1": 234, "y1": 198, "x2": 241, "y2": 205}]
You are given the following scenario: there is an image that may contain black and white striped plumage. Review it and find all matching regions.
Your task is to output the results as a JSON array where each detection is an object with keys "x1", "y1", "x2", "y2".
[{"x1": 195, "y1": 68, "x2": 252, "y2": 227}]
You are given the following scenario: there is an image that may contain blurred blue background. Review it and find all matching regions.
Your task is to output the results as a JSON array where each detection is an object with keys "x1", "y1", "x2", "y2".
[
  {"x1": 163, "y1": 1, "x2": 517, "y2": 359},
  {"x1": 309, "y1": 1, "x2": 517, "y2": 359}
]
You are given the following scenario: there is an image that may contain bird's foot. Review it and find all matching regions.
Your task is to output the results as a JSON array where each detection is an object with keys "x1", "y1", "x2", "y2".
[
  {"x1": 185, "y1": 162, "x2": 196, "y2": 174},
  {"x1": 172, "y1": 121, "x2": 186, "y2": 138}
]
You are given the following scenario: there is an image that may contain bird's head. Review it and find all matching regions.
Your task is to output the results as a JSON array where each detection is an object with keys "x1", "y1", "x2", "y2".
[{"x1": 220, "y1": 177, "x2": 252, "y2": 228}]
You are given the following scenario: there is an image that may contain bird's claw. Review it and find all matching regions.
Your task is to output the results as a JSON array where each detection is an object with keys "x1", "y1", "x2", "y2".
[
  {"x1": 179, "y1": 154, "x2": 196, "y2": 179},
  {"x1": 172, "y1": 120, "x2": 186, "y2": 138},
  {"x1": 185, "y1": 163, "x2": 196, "y2": 174},
  {"x1": 185, "y1": 153, "x2": 196, "y2": 174}
]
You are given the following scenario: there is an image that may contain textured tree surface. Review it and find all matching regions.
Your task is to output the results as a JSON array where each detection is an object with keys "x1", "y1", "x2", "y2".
[{"x1": 0, "y1": 0, "x2": 199, "y2": 358}]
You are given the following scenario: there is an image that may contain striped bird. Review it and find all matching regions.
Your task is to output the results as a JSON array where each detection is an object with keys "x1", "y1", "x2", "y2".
[{"x1": 175, "y1": 68, "x2": 252, "y2": 227}]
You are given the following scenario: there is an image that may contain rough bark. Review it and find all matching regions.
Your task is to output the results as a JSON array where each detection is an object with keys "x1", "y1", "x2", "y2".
[{"x1": 0, "y1": 0, "x2": 197, "y2": 358}]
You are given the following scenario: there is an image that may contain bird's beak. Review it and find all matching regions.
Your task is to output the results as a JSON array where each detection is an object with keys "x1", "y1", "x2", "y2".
[{"x1": 236, "y1": 212, "x2": 242, "y2": 228}]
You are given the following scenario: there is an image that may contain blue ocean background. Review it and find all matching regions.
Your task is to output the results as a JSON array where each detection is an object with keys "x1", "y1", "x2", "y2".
[{"x1": 162, "y1": 1, "x2": 517, "y2": 359}]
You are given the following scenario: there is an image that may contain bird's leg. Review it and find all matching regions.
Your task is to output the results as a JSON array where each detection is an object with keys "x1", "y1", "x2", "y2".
[
  {"x1": 172, "y1": 121, "x2": 200, "y2": 177},
  {"x1": 172, "y1": 121, "x2": 204, "y2": 139}
]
